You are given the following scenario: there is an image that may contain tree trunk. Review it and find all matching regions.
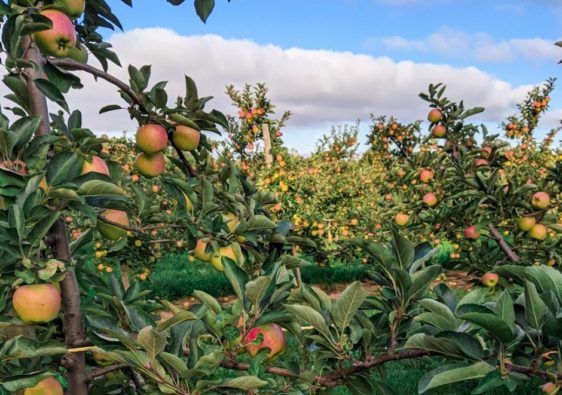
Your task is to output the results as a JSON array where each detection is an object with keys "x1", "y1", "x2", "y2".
[{"x1": 22, "y1": 37, "x2": 88, "y2": 395}]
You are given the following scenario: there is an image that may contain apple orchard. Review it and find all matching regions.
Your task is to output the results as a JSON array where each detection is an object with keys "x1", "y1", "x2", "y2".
[{"x1": 1, "y1": 1, "x2": 562, "y2": 395}]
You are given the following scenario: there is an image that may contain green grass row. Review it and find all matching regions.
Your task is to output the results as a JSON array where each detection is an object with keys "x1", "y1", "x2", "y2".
[
  {"x1": 147, "y1": 253, "x2": 371, "y2": 299},
  {"x1": 146, "y1": 241, "x2": 455, "y2": 300}
]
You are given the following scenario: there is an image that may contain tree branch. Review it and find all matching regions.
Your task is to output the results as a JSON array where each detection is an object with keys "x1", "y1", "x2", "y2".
[
  {"x1": 21, "y1": 37, "x2": 49, "y2": 136},
  {"x1": 23, "y1": 37, "x2": 89, "y2": 395},
  {"x1": 221, "y1": 350, "x2": 434, "y2": 387},
  {"x1": 488, "y1": 223, "x2": 520, "y2": 262},
  {"x1": 49, "y1": 58, "x2": 145, "y2": 111},
  {"x1": 86, "y1": 363, "x2": 129, "y2": 381}
]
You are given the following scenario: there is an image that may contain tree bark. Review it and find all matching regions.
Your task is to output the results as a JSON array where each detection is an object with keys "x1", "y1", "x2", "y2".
[
  {"x1": 488, "y1": 223, "x2": 520, "y2": 262},
  {"x1": 23, "y1": 37, "x2": 88, "y2": 395}
]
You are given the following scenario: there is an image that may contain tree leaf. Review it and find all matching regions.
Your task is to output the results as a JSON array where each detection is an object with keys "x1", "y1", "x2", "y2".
[
  {"x1": 77, "y1": 180, "x2": 125, "y2": 197},
  {"x1": 194, "y1": 0, "x2": 215, "y2": 23},
  {"x1": 285, "y1": 304, "x2": 332, "y2": 340},
  {"x1": 418, "y1": 362, "x2": 494, "y2": 394},
  {"x1": 34, "y1": 78, "x2": 69, "y2": 112},
  {"x1": 245, "y1": 276, "x2": 270, "y2": 306},
  {"x1": 524, "y1": 280, "x2": 547, "y2": 329},
  {"x1": 137, "y1": 326, "x2": 166, "y2": 360},
  {"x1": 193, "y1": 290, "x2": 222, "y2": 314},
  {"x1": 219, "y1": 376, "x2": 268, "y2": 390},
  {"x1": 332, "y1": 281, "x2": 367, "y2": 331}
]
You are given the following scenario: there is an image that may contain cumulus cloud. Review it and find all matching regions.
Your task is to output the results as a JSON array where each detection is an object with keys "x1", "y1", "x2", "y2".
[
  {"x1": 379, "y1": 27, "x2": 561, "y2": 64},
  {"x1": 59, "y1": 28, "x2": 551, "y2": 152}
]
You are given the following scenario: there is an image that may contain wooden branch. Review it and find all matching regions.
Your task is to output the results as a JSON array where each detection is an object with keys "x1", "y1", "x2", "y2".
[
  {"x1": 86, "y1": 363, "x2": 129, "y2": 381},
  {"x1": 172, "y1": 144, "x2": 199, "y2": 179},
  {"x1": 49, "y1": 58, "x2": 145, "y2": 111},
  {"x1": 488, "y1": 223, "x2": 520, "y2": 262},
  {"x1": 21, "y1": 37, "x2": 50, "y2": 136},
  {"x1": 23, "y1": 37, "x2": 89, "y2": 395},
  {"x1": 96, "y1": 213, "x2": 143, "y2": 233},
  {"x1": 221, "y1": 350, "x2": 433, "y2": 387}
]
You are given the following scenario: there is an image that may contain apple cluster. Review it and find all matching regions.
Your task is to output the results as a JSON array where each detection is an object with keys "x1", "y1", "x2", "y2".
[
  {"x1": 428, "y1": 109, "x2": 447, "y2": 138},
  {"x1": 517, "y1": 191, "x2": 552, "y2": 241},
  {"x1": 31, "y1": 0, "x2": 88, "y2": 62},
  {"x1": 134, "y1": 123, "x2": 201, "y2": 178}
]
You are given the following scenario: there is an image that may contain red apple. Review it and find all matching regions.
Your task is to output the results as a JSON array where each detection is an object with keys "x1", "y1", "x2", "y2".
[
  {"x1": 82, "y1": 155, "x2": 109, "y2": 176},
  {"x1": 32, "y1": 10, "x2": 76, "y2": 58},
  {"x1": 23, "y1": 376, "x2": 63, "y2": 395},
  {"x1": 432, "y1": 124, "x2": 446, "y2": 138},
  {"x1": 419, "y1": 169, "x2": 434, "y2": 183},
  {"x1": 136, "y1": 124, "x2": 168, "y2": 154},
  {"x1": 172, "y1": 125, "x2": 200, "y2": 151},
  {"x1": 135, "y1": 152, "x2": 165, "y2": 178},
  {"x1": 531, "y1": 192, "x2": 550, "y2": 210},
  {"x1": 427, "y1": 109, "x2": 443, "y2": 123},
  {"x1": 394, "y1": 213, "x2": 409, "y2": 226},
  {"x1": 13, "y1": 284, "x2": 61, "y2": 323},
  {"x1": 464, "y1": 225, "x2": 480, "y2": 240},
  {"x1": 481, "y1": 272, "x2": 499, "y2": 287},
  {"x1": 423, "y1": 193, "x2": 438, "y2": 207},
  {"x1": 244, "y1": 323, "x2": 286, "y2": 360}
]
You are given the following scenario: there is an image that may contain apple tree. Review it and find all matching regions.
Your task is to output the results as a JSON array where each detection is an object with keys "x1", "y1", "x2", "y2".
[{"x1": 2, "y1": 1, "x2": 562, "y2": 395}]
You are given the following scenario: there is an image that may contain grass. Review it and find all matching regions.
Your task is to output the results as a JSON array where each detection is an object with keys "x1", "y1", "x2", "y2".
[{"x1": 147, "y1": 252, "x2": 370, "y2": 299}]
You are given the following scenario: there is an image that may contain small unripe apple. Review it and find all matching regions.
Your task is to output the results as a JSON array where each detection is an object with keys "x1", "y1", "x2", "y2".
[
  {"x1": 423, "y1": 193, "x2": 438, "y2": 207},
  {"x1": 13, "y1": 284, "x2": 61, "y2": 324},
  {"x1": 32, "y1": 10, "x2": 76, "y2": 58},
  {"x1": 23, "y1": 376, "x2": 63, "y2": 395},
  {"x1": 427, "y1": 109, "x2": 443, "y2": 123},
  {"x1": 172, "y1": 125, "x2": 200, "y2": 151},
  {"x1": 432, "y1": 124, "x2": 446, "y2": 138},
  {"x1": 394, "y1": 213, "x2": 409, "y2": 226},
  {"x1": 464, "y1": 225, "x2": 480, "y2": 240},
  {"x1": 531, "y1": 192, "x2": 550, "y2": 210},
  {"x1": 529, "y1": 223, "x2": 548, "y2": 241},
  {"x1": 517, "y1": 216, "x2": 536, "y2": 232},
  {"x1": 481, "y1": 272, "x2": 499, "y2": 287},
  {"x1": 135, "y1": 152, "x2": 165, "y2": 178},
  {"x1": 136, "y1": 124, "x2": 168, "y2": 154}
]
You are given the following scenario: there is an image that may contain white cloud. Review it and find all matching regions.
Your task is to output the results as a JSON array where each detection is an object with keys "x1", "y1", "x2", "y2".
[
  {"x1": 379, "y1": 27, "x2": 561, "y2": 64},
  {"x1": 59, "y1": 28, "x2": 554, "y2": 152}
]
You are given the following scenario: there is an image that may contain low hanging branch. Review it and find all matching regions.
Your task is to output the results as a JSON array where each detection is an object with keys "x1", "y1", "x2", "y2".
[
  {"x1": 488, "y1": 223, "x2": 520, "y2": 262},
  {"x1": 49, "y1": 58, "x2": 145, "y2": 110}
]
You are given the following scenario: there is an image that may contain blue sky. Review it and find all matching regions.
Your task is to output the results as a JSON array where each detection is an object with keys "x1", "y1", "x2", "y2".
[{"x1": 81, "y1": 0, "x2": 562, "y2": 151}]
